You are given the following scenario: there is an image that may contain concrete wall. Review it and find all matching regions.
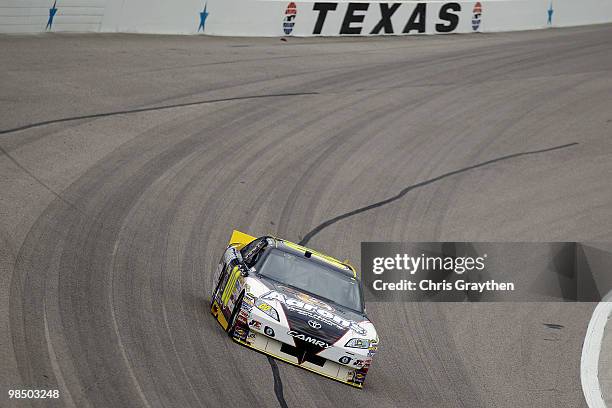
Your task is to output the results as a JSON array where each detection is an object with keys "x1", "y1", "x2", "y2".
[
  {"x1": 0, "y1": 0, "x2": 105, "y2": 33},
  {"x1": 1, "y1": 0, "x2": 612, "y2": 36}
]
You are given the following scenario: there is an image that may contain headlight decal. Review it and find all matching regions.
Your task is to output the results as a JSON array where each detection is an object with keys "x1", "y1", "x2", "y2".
[
  {"x1": 345, "y1": 338, "x2": 370, "y2": 349},
  {"x1": 255, "y1": 298, "x2": 280, "y2": 321}
]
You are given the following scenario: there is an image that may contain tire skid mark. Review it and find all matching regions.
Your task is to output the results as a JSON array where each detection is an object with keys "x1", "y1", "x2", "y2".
[
  {"x1": 299, "y1": 142, "x2": 579, "y2": 245},
  {"x1": 0, "y1": 92, "x2": 318, "y2": 136},
  {"x1": 267, "y1": 356, "x2": 289, "y2": 408}
]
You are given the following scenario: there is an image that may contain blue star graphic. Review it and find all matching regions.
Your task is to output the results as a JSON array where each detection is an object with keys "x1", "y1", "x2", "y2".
[
  {"x1": 46, "y1": 0, "x2": 58, "y2": 30},
  {"x1": 547, "y1": 3, "x2": 554, "y2": 25},
  {"x1": 198, "y1": 4, "x2": 209, "y2": 32}
]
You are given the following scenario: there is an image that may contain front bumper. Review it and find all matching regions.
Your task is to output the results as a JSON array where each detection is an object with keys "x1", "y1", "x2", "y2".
[
  {"x1": 233, "y1": 329, "x2": 367, "y2": 388},
  {"x1": 211, "y1": 300, "x2": 370, "y2": 388}
]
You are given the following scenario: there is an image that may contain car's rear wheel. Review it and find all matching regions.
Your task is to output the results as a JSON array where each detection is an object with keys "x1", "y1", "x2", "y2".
[{"x1": 226, "y1": 291, "x2": 245, "y2": 336}]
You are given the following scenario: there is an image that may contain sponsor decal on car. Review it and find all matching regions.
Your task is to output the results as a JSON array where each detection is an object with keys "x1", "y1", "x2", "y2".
[
  {"x1": 234, "y1": 327, "x2": 247, "y2": 341},
  {"x1": 283, "y1": 2, "x2": 298, "y2": 35},
  {"x1": 308, "y1": 320, "x2": 322, "y2": 329},
  {"x1": 262, "y1": 290, "x2": 367, "y2": 335},
  {"x1": 287, "y1": 330, "x2": 330, "y2": 348},
  {"x1": 249, "y1": 319, "x2": 262, "y2": 330}
]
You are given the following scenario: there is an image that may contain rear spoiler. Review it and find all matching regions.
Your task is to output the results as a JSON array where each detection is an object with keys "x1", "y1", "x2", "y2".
[{"x1": 228, "y1": 230, "x2": 257, "y2": 250}]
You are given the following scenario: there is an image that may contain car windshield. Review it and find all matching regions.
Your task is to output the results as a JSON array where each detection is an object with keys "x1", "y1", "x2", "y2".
[{"x1": 257, "y1": 248, "x2": 363, "y2": 312}]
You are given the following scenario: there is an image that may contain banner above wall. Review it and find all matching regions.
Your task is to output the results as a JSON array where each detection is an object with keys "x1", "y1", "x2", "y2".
[
  {"x1": 204, "y1": 0, "x2": 612, "y2": 36},
  {"x1": 1, "y1": 0, "x2": 612, "y2": 36}
]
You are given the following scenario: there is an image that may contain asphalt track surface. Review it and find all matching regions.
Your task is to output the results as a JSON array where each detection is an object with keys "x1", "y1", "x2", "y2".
[{"x1": 1, "y1": 25, "x2": 612, "y2": 408}]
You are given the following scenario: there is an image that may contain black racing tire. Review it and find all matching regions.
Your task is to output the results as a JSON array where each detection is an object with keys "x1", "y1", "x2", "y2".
[{"x1": 226, "y1": 291, "x2": 245, "y2": 336}]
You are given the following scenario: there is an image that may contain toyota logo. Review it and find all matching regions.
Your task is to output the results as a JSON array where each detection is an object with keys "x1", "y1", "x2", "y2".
[{"x1": 308, "y1": 320, "x2": 321, "y2": 329}]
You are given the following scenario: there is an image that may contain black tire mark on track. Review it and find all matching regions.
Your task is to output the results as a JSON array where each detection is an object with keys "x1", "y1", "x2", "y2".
[
  {"x1": 299, "y1": 142, "x2": 579, "y2": 245},
  {"x1": 267, "y1": 356, "x2": 289, "y2": 408},
  {"x1": 0, "y1": 92, "x2": 318, "y2": 136}
]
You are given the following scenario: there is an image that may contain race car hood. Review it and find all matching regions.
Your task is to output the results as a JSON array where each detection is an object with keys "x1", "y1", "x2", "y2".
[{"x1": 257, "y1": 279, "x2": 371, "y2": 348}]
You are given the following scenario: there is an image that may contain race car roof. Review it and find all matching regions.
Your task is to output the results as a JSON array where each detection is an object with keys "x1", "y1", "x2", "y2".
[
  {"x1": 227, "y1": 230, "x2": 358, "y2": 279},
  {"x1": 271, "y1": 238, "x2": 357, "y2": 279}
]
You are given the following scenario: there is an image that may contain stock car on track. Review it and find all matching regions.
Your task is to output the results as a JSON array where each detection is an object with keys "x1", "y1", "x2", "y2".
[{"x1": 210, "y1": 230, "x2": 379, "y2": 388}]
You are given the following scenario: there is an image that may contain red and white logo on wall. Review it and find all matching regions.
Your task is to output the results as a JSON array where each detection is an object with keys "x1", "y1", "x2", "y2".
[
  {"x1": 283, "y1": 2, "x2": 297, "y2": 35},
  {"x1": 472, "y1": 2, "x2": 482, "y2": 31}
]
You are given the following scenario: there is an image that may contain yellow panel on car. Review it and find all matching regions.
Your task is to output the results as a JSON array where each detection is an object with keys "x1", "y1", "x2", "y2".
[
  {"x1": 283, "y1": 240, "x2": 350, "y2": 271},
  {"x1": 228, "y1": 230, "x2": 257, "y2": 249}
]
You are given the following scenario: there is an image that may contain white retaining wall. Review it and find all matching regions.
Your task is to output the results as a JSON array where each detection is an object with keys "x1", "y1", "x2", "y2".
[{"x1": 1, "y1": 0, "x2": 611, "y2": 36}]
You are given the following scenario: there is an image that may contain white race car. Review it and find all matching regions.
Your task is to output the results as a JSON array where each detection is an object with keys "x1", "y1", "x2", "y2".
[{"x1": 211, "y1": 230, "x2": 379, "y2": 388}]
